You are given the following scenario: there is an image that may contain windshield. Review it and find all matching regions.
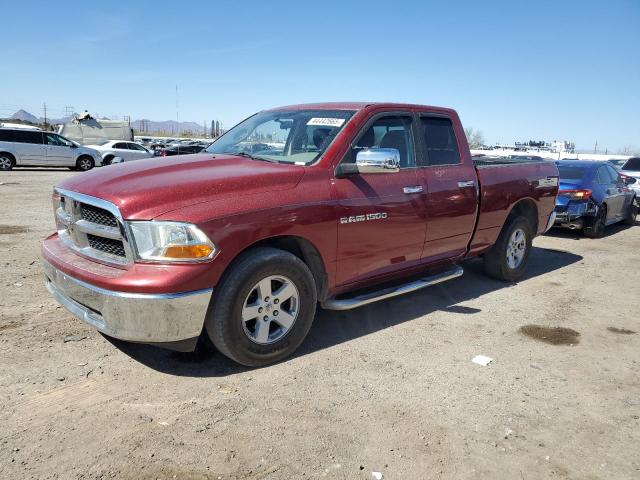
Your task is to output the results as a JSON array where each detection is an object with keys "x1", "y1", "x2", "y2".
[{"x1": 206, "y1": 109, "x2": 355, "y2": 165}]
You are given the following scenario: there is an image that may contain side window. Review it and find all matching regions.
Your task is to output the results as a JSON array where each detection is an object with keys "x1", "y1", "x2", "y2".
[
  {"x1": 0, "y1": 130, "x2": 13, "y2": 142},
  {"x1": 130, "y1": 143, "x2": 146, "y2": 151},
  {"x1": 420, "y1": 116, "x2": 460, "y2": 166},
  {"x1": 44, "y1": 133, "x2": 71, "y2": 146},
  {"x1": 24, "y1": 131, "x2": 44, "y2": 144},
  {"x1": 345, "y1": 115, "x2": 415, "y2": 168},
  {"x1": 113, "y1": 143, "x2": 127, "y2": 149},
  {"x1": 605, "y1": 165, "x2": 620, "y2": 183},
  {"x1": 595, "y1": 167, "x2": 610, "y2": 185}
]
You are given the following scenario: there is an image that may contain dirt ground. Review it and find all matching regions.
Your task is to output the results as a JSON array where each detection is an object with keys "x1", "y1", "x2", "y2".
[{"x1": 1, "y1": 169, "x2": 639, "y2": 480}]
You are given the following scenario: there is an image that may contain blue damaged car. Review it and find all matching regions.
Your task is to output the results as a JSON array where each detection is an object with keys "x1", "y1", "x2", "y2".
[{"x1": 553, "y1": 160, "x2": 638, "y2": 238}]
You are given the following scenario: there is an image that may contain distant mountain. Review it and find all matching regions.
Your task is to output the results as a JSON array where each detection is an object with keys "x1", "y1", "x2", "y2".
[
  {"x1": 4, "y1": 109, "x2": 204, "y2": 134},
  {"x1": 10, "y1": 109, "x2": 40, "y2": 123}
]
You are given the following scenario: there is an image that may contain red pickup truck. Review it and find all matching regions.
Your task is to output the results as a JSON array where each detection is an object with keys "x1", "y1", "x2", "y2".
[{"x1": 42, "y1": 103, "x2": 559, "y2": 366}]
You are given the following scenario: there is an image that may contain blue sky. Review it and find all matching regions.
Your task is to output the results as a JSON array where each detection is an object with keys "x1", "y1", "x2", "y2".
[{"x1": 1, "y1": 0, "x2": 638, "y2": 151}]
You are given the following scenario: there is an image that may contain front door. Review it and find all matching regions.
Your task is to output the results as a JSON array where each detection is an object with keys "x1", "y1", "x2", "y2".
[
  {"x1": 333, "y1": 113, "x2": 427, "y2": 286},
  {"x1": 44, "y1": 133, "x2": 75, "y2": 166},
  {"x1": 415, "y1": 114, "x2": 478, "y2": 263}
]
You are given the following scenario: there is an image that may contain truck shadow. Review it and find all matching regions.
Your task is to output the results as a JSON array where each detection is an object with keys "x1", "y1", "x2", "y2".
[{"x1": 107, "y1": 246, "x2": 582, "y2": 377}]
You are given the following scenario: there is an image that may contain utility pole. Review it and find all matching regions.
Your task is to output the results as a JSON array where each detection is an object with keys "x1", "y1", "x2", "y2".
[
  {"x1": 42, "y1": 102, "x2": 48, "y2": 129},
  {"x1": 594, "y1": 140, "x2": 598, "y2": 154},
  {"x1": 175, "y1": 84, "x2": 180, "y2": 136}
]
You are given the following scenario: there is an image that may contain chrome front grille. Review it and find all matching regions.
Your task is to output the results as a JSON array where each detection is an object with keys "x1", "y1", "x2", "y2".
[
  {"x1": 80, "y1": 204, "x2": 118, "y2": 227},
  {"x1": 54, "y1": 188, "x2": 133, "y2": 267}
]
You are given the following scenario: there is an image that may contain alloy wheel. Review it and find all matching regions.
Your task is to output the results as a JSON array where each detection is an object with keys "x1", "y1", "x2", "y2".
[
  {"x1": 241, "y1": 275, "x2": 300, "y2": 345},
  {"x1": 506, "y1": 228, "x2": 526, "y2": 269},
  {"x1": 0, "y1": 156, "x2": 12, "y2": 170}
]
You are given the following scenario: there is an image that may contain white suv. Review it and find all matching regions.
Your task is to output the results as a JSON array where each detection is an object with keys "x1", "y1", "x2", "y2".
[{"x1": 0, "y1": 128, "x2": 102, "y2": 171}]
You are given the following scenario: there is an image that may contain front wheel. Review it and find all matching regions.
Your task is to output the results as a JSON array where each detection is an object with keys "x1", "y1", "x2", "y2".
[
  {"x1": 76, "y1": 156, "x2": 95, "y2": 171},
  {"x1": 483, "y1": 215, "x2": 533, "y2": 282},
  {"x1": 205, "y1": 247, "x2": 317, "y2": 367}
]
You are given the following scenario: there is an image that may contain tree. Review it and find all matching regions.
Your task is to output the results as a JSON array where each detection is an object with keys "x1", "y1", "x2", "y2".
[{"x1": 464, "y1": 127, "x2": 485, "y2": 149}]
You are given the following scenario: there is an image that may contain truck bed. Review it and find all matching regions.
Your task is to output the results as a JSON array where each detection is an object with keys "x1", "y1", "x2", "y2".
[
  {"x1": 473, "y1": 155, "x2": 549, "y2": 167},
  {"x1": 467, "y1": 158, "x2": 559, "y2": 256}
]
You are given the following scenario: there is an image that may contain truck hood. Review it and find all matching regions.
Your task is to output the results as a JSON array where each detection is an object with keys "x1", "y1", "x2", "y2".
[{"x1": 57, "y1": 154, "x2": 305, "y2": 219}]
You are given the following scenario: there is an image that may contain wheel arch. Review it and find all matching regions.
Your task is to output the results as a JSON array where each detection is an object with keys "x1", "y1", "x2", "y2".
[
  {"x1": 226, "y1": 235, "x2": 329, "y2": 301},
  {"x1": 506, "y1": 198, "x2": 539, "y2": 235}
]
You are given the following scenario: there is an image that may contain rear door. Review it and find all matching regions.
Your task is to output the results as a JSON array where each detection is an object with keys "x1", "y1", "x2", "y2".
[
  {"x1": 112, "y1": 142, "x2": 133, "y2": 160},
  {"x1": 333, "y1": 111, "x2": 427, "y2": 285},
  {"x1": 43, "y1": 133, "x2": 75, "y2": 165},
  {"x1": 605, "y1": 164, "x2": 629, "y2": 219},
  {"x1": 14, "y1": 130, "x2": 46, "y2": 165},
  {"x1": 414, "y1": 113, "x2": 478, "y2": 263}
]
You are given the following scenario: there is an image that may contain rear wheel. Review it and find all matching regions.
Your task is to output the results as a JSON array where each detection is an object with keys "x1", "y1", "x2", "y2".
[
  {"x1": 584, "y1": 205, "x2": 606, "y2": 238},
  {"x1": 0, "y1": 153, "x2": 15, "y2": 171},
  {"x1": 205, "y1": 247, "x2": 317, "y2": 367},
  {"x1": 623, "y1": 198, "x2": 638, "y2": 226},
  {"x1": 483, "y1": 215, "x2": 533, "y2": 282},
  {"x1": 76, "y1": 156, "x2": 94, "y2": 171}
]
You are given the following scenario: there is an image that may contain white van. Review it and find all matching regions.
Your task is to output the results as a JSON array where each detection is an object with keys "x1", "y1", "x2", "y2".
[{"x1": 0, "y1": 128, "x2": 102, "y2": 171}]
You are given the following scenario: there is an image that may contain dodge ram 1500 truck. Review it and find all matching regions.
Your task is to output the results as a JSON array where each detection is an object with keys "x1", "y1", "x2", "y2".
[{"x1": 42, "y1": 102, "x2": 559, "y2": 366}]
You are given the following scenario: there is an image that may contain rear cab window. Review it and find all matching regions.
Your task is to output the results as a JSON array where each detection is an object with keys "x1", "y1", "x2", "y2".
[{"x1": 418, "y1": 116, "x2": 461, "y2": 166}]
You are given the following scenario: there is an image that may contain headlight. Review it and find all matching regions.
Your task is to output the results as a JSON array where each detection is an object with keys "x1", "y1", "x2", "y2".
[{"x1": 127, "y1": 221, "x2": 216, "y2": 263}]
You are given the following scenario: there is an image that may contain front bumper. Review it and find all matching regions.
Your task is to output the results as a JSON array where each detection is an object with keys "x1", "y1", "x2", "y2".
[{"x1": 43, "y1": 259, "x2": 212, "y2": 349}]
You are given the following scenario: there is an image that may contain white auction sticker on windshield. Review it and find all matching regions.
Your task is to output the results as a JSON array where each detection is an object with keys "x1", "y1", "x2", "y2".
[{"x1": 307, "y1": 117, "x2": 345, "y2": 127}]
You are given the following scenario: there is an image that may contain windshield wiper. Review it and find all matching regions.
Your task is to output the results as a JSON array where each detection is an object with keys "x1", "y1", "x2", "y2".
[{"x1": 228, "y1": 151, "x2": 278, "y2": 163}]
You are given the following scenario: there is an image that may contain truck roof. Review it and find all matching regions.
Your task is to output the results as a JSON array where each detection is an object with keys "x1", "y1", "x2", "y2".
[{"x1": 265, "y1": 102, "x2": 457, "y2": 113}]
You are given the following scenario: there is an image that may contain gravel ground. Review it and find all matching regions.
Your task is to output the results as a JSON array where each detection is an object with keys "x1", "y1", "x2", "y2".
[{"x1": 1, "y1": 169, "x2": 639, "y2": 480}]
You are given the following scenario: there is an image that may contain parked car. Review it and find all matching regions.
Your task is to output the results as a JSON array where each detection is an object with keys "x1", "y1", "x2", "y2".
[
  {"x1": 84, "y1": 140, "x2": 154, "y2": 165},
  {"x1": 619, "y1": 157, "x2": 640, "y2": 200},
  {"x1": 160, "y1": 144, "x2": 206, "y2": 156},
  {"x1": 0, "y1": 128, "x2": 101, "y2": 171},
  {"x1": 553, "y1": 160, "x2": 637, "y2": 237},
  {"x1": 42, "y1": 102, "x2": 559, "y2": 366}
]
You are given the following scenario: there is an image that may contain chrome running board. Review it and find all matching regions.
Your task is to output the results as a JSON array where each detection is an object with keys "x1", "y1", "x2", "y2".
[{"x1": 322, "y1": 265, "x2": 464, "y2": 311}]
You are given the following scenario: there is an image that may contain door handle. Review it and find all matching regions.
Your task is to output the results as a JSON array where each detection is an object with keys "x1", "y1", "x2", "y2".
[
  {"x1": 457, "y1": 180, "x2": 476, "y2": 188},
  {"x1": 403, "y1": 185, "x2": 423, "y2": 194}
]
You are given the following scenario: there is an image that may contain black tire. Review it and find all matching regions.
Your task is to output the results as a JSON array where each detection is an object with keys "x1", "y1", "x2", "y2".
[
  {"x1": 584, "y1": 204, "x2": 606, "y2": 238},
  {"x1": 0, "y1": 152, "x2": 15, "y2": 171},
  {"x1": 483, "y1": 215, "x2": 533, "y2": 282},
  {"x1": 205, "y1": 247, "x2": 317, "y2": 367},
  {"x1": 76, "y1": 156, "x2": 94, "y2": 171},
  {"x1": 623, "y1": 198, "x2": 638, "y2": 226},
  {"x1": 102, "y1": 155, "x2": 114, "y2": 166}
]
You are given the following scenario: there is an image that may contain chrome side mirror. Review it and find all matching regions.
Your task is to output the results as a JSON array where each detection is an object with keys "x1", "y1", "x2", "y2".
[{"x1": 355, "y1": 148, "x2": 400, "y2": 174}]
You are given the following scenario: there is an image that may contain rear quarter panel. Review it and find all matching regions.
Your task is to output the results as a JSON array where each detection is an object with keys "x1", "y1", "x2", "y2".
[{"x1": 469, "y1": 162, "x2": 558, "y2": 255}]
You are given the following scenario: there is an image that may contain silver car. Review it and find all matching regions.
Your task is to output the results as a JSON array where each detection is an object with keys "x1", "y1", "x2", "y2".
[
  {"x1": 0, "y1": 128, "x2": 102, "y2": 171},
  {"x1": 619, "y1": 157, "x2": 640, "y2": 202}
]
